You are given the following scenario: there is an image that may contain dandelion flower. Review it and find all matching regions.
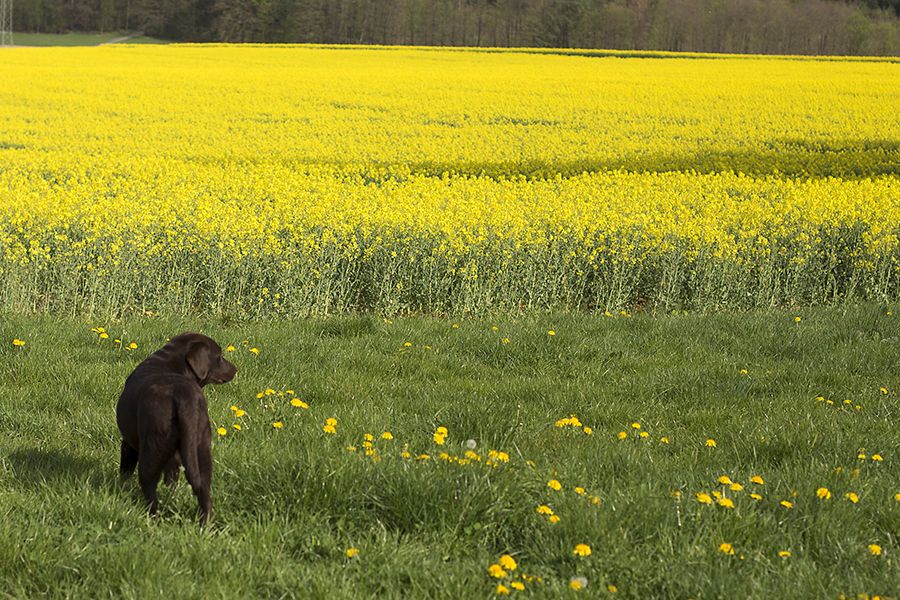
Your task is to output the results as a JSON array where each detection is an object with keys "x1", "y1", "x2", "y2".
[
  {"x1": 569, "y1": 577, "x2": 587, "y2": 590},
  {"x1": 868, "y1": 544, "x2": 882, "y2": 556},
  {"x1": 537, "y1": 505, "x2": 554, "y2": 515},
  {"x1": 345, "y1": 547, "x2": 359, "y2": 558},
  {"x1": 548, "y1": 515, "x2": 560, "y2": 524},
  {"x1": 794, "y1": 316, "x2": 802, "y2": 323},
  {"x1": 638, "y1": 431, "x2": 649, "y2": 438},
  {"x1": 845, "y1": 492, "x2": 859, "y2": 503},
  {"x1": 719, "y1": 543, "x2": 735, "y2": 556},
  {"x1": 816, "y1": 487, "x2": 832, "y2": 500},
  {"x1": 589, "y1": 496, "x2": 601, "y2": 505},
  {"x1": 573, "y1": 544, "x2": 591, "y2": 557},
  {"x1": 705, "y1": 438, "x2": 717, "y2": 447},
  {"x1": 11, "y1": 339, "x2": 26, "y2": 347},
  {"x1": 780, "y1": 500, "x2": 794, "y2": 509},
  {"x1": 290, "y1": 399, "x2": 309, "y2": 409},
  {"x1": 750, "y1": 493, "x2": 763, "y2": 501},
  {"x1": 547, "y1": 330, "x2": 556, "y2": 336},
  {"x1": 617, "y1": 431, "x2": 627, "y2": 440},
  {"x1": 717, "y1": 497, "x2": 735, "y2": 509},
  {"x1": 894, "y1": 492, "x2": 900, "y2": 502},
  {"x1": 501, "y1": 337, "x2": 510, "y2": 345},
  {"x1": 249, "y1": 347, "x2": 260, "y2": 355},
  {"x1": 778, "y1": 550, "x2": 791, "y2": 558},
  {"x1": 696, "y1": 492, "x2": 713, "y2": 505},
  {"x1": 216, "y1": 427, "x2": 226, "y2": 436},
  {"x1": 127, "y1": 342, "x2": 138, "y2": 350},
  {"x1": 488, "y1": 564, "x2": 507, "y2": 578},
  {"x1": 574, "y1": 487, "x2": 586, "y2": 495},
  {"x1": 234, "y1": 409, "x2": 246, "y2": 417},
  {"x1": 225, "y1": 345, "x2": 235, "y2": 352},
  {"x1": 660, "y1": 436, "x2": 669, "y2": 444},
  {"x1": 631, "y1": 422, "x2": 641, "y2": 430},
  {"x1": 583, "y1": 426, "x2": 593, "y2": 435},
  {"x1": 510, "y1": 581, "x2": 524, "y2": 591},
  {"x1": 272, "y1": 421, "x2": 283, "y2": 429},
  {"x1": 607, "y1": 584, "x2": 618, "y2": 593},
  {"x1": 498, "y1": 555, "x2": 517, "y2": 571},
  {"x1": 730, "y1": 483, "x2": 744, "y2": 492},
  {"x1": 100, "y1": 333, "x2": 109, "y2": 340},
  {"x1": 880, "y1": 387, "x2": 888, "y2": 395},
  {"x1": 232, "y1": 424, "x2": 241, "y2": 431},
  {"x1": 871, "y1": 454, "x2": 883, "y2": 462},
  {"x1": 717, "y1": 475, "x2": 733, "y2": 485},
  {"x1": 547, "y1": 479, "x2": 562, "y2": 491},
  {"x1": 381, "y1": 432, "x2": 394, "y2": 440},
  {"x1": 750, "y1": 475, "x2": 765, "y2": 485},
  {"x1": 495, "y1": 583, "x2": 510, "y2": 595}
]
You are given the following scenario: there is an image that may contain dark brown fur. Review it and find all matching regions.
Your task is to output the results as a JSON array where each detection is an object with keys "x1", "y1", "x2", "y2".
[{"x1": 116, "y1": 332, "x2": 236, "y2": 524}]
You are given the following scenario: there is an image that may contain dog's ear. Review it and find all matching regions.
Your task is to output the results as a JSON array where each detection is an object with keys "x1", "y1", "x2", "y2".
[{"x1": 185, "y1": 340, "x2": 211, "y2": 381}]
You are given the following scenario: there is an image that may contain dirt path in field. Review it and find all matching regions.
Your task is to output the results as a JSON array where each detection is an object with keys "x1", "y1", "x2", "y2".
[{"x1": 101, "y1": 33, "x2": 143, "y2": 45}]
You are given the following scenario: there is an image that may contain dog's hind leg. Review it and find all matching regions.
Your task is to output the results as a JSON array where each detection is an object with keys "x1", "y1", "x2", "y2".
[
  {"x1": 137, "y1": 442, "x2": 171, "y2": 517},
  {"x1": 120, "y1": 440, "x2": 139, "y2": 480}
]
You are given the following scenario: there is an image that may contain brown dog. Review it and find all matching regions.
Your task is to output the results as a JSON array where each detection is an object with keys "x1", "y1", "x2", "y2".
[{"x1": 116, "y1": 332, "x2": 236, "y2": 524}]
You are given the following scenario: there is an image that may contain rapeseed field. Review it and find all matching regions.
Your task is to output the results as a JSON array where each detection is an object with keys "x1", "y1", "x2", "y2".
[{"x1": 0, "y1": 45, "x2": 898, "y2": 315}]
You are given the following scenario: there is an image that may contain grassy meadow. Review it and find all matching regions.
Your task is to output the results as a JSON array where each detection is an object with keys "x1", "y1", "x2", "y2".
[{"x1": 1, "y1": 307, "x2": 898, "y2": 598}]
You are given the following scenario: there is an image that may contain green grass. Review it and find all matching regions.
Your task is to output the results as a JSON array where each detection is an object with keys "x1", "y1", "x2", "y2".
[
  {"x1": 1, "y1": 307, "x2": 897, "y2": 598},
  {"x1": 10, "y1": 32, "x2": 168, "y2": 46}
]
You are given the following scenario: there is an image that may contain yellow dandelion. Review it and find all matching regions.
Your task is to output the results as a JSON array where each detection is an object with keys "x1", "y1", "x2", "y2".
[
  {"x1": 234, "y1": 409, "x2": 246, "y2": 417},
  {"x1": 871, "y1": 454, "x2": 883, "y2": 462},
  {"x1": 487, "y1": 564, "x2": 507, "y2": 578},
  {"x1": 569, "y1": 577, "x2": 587, "y2": 590},
  {"x1": 127, "y1": 342, "x2": 138, "y2": 350},
  {"x1": 11, "y1": 339, "x2": 26, "y2": 347},
  {"x1": 589, "y1": 496, "x2": 601, "y2": 505},
  {"x1": 794, "y1": 316, "x2": 802, "y2": 323},
  {"x1": 290, "y1": 398, "x2": 309, "y2": 409},
  {"x1": 583, "y1": 426, "x2": 593, "y2": 435},
  {"x1": 780, "y1": 500, "x2": 794, "y2": 509},
  {"x1": 730, "y1": 483, "x2": 744, "y2": 492},
  {"x1": 660, "y1": 436, "x2": 670, "y2": 444},
  {"x1": 880, "y1": 387, "x2": 888, "y2": 395},
  {"x1": 496, "y1": 583, "x2": 510, "y2": 595},
  {"x1": 868, "y1": 544, "x2": 882, "y2": 556},
  {"x1": 537, "y1": 505, "x2": 554, "y2": 515},
  {"x1": 631, "y1": 422, "x2": 641, "y2": 430},
  {"x1": 547, "y1": 330, "x2": 556, "y2": 336},
  {"x1": 249, "y1": 347, "x2": 260, "y2": 355},
  {"x1": 99, "y1": 333, "x2": 109, "y2": 340},
  {"x1": 845, "y1": 492, "x2": 859, "y2": 503},
  {"x1": 548, "y1": 515, "x2": 560, "y2": 524},
  {"x1": 225, "y1": 345, "x2": 235, "y2": 352},
  {"x1": 617, "y1": 431, "x2": 628, "y2": 440},
  {"x1": 272, "y1": 421, "x2": 283, "y2": 429},
  {"x1": 750, "y1": 493, "x2": 763, "y2": 501},
  {"x1": 778, "y1": 550, "x2": 791, "y2": 558},
  {"x1": 705, "y1": 438, "x2": 717, "y2": 447},
  {"x1": 719, "y1": 543, "x2": 735, "y2": 556},
  {"x1": 232, "y1": 424, "x2": 242, "y2": 431},
  {"x1": 696, "y1": 492, "x2": 713, "y2": 505},
  {"x1": 510, "y1": 581, "x2": 524, "y2": 591},
  {"x1": 573, "y1": 543, "x2": 591, "y2": 557},
  {"x1": 498, "y1": 555, "x2": 517, "y2": 571},
  {"x1": 717, "y1": 497, "x2": 735, "y2": 509},
  {"x1": 547, "y1": 479, "x2": 562, "y2": 491},
  {"x1": 638, "y1": 431, "x2": 649, "y2": 438},
  {"x1": 717, "y1": 475, "x2": 733, "y2": 485},
  {"x1": 216, "y1": 427, "x2": 226, "y2": 436},
  {"x1": 750, "y1": 475, "x2": 765, "y2": 485},
  {"x1": 607, "y1": 584, "x2": 618, "y2": 593},
  {"x1": 574, "y1": 487, "x2": 586, "y2": 495},
  {"x1": 345, "y1": 547, "x2": 359, "y2": 558},
  {"x1": 501, "y1": 337, "x2": 510, "y2": 345},
  {"x1": 816, "y1": 487, "x2": 832, "y2": 500}
]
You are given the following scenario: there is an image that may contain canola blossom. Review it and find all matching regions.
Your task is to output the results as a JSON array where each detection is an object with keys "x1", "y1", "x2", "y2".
[{"x1": 0, "y1": 46, "x2": 898, "y2": 315}]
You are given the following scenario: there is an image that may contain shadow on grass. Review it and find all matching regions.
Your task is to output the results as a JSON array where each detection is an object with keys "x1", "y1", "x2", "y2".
[{"x1": 7, "y1": 447, "x2": 114, "y2": 490}]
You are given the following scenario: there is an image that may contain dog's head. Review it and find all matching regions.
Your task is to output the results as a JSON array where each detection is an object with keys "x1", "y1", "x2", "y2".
[{"x1": 172, "y1": 333, "x2": 237, "y2": 386}]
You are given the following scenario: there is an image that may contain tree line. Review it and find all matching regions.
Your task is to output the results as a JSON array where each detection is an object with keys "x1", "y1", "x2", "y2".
[{"x1": 12, "y1": 0, "x2": 900, "y2": 55}]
